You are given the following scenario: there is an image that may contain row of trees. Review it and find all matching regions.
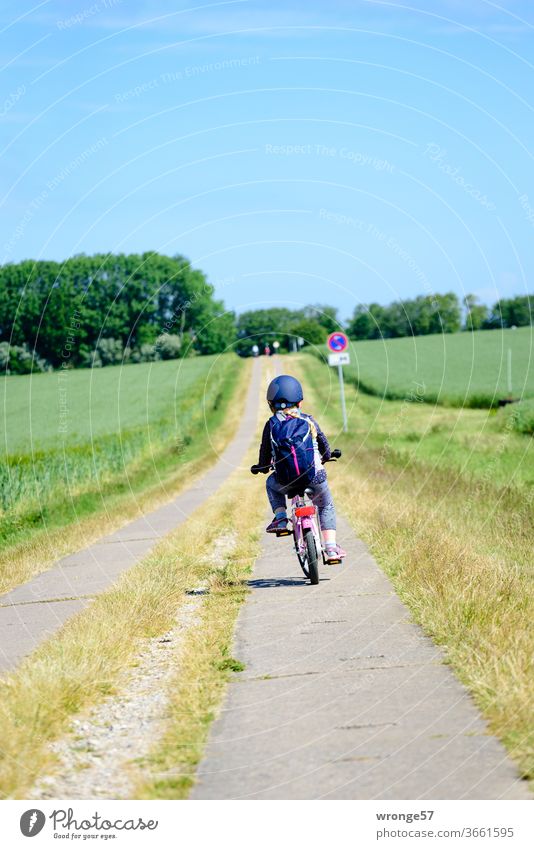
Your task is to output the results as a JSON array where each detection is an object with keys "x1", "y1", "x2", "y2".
[
  {"x1": 236, "y1": 294, "x2": 532, "y2": 354},
  {"x1": 0, "y1": 252, "x2": 235, "y2": 372},
  {"x1": 0, "y1": 250, "x2": 531, "y2": 373},
  {"x1": 347, "y1": 293, "x2": 532, "y2": 340},
  {"x1": 477, "y1": 295, "x2": 533, "y2": 330}
]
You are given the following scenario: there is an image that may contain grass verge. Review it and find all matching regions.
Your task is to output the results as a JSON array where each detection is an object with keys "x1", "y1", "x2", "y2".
[
  {"x1": 293, "y1": 353, "x2": 534, "y2": 788},
  {"x1": 131, "y1": 489, "x2": 262, "y2": 799}
]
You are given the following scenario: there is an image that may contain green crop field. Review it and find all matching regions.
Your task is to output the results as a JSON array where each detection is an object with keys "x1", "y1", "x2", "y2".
[
  {"x1": 0, "y1": 354, "x2": 244, "y2": 552},
  {"x1": 2, "y1": 355, "x2": 232, "y2": 452},
  {"x1": 335, "y1": 326, "x2": 533, "y2": 409}
]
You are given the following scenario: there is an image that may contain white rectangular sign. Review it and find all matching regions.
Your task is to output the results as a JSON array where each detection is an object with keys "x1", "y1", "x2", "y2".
[{"x1": 328, "y1": 352, "x2": 350, "y2": 366}]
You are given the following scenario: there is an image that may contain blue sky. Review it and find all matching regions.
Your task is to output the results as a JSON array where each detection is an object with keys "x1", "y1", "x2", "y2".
[{"x1": 1, "y1": 0, "x2": 533, "y2": 319}]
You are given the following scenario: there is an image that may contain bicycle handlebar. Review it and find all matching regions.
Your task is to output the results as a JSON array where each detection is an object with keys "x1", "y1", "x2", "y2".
[{"x1": 250, "y1": 448, "x2": 342, "y2": 475}]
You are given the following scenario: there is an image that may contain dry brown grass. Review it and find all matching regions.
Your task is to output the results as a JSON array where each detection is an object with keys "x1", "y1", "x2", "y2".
[{"x1": 132, "y1": 468, "x2": 264, "y2": 799}]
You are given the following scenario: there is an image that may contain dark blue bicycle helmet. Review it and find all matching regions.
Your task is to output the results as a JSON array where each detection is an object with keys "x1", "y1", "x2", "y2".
[{"x1": 266, "y1": 374, "x2": 303, "y2": 410}]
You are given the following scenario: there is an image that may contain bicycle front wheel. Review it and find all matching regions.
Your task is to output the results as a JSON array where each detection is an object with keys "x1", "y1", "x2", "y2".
[{"x1": 304, "y1": 528, "x2": 319, "y2": 585}]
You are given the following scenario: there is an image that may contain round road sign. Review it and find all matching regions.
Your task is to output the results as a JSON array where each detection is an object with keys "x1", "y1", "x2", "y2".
[{"x1": 327, "y1": 332, "x2": 349, "y2": 353}]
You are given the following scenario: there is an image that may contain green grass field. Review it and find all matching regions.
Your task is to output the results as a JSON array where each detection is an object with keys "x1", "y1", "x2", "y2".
[
  {"x1": 2, "y1": 356, "x2": 229, "y2": 452},
  {"x1": 334, "y1": 326, "x2": 533, "y2": 409},
  {"x1": 0, "y1": 354, "x2": 244, "y2": 553}
]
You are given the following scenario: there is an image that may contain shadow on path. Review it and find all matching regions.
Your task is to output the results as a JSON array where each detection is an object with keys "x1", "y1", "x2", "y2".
[{"x1": 247, "y1": 576, "x2": 327, "y2": 589}]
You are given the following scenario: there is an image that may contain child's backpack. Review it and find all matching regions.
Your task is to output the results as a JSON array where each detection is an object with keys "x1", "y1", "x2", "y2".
[{"x1": 269, "y1": 414, "x2": 316, "y2": 494}]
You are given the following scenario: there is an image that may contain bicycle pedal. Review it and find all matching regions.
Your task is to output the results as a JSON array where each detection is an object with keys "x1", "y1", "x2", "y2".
[
  {"x1": 276, "y1": 529, "x2": 292, "y2": 537},
  {"x1": 326, "y1": 557, "x2": 342, "y2": 564}
]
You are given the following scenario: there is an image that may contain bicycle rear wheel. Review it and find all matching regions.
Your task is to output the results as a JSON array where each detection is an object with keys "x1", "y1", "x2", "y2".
[{"x1": 304, "y1": 528, "x2": 319, "y2": 585}]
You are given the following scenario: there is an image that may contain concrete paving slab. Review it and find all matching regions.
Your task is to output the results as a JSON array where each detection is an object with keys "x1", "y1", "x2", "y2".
[
  {"x1": 0, "y1": 360, "x2": 262, "y2": 675},
  {"x1": 192, "y1": 514, "x2": 531, "y2": 800},
  {"x1": 0, "y1": 598, "x2": 92, "y2": 670}
]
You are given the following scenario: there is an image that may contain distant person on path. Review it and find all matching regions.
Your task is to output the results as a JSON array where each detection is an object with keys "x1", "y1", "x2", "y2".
[
  {"x1": 264, "y1": 345, "x2": 271, "y2": 356},
  {"x1": 253, "y1": 375, "x2": 346, "y2": 563}
]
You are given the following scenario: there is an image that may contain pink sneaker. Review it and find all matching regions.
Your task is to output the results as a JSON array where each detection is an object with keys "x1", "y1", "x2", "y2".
[
  {"x1": 266, "y1": 517, "x2": 289, "y2": 534},
  {"x1": 324, "y1": 544, "x2": 346, "y2": 564}
]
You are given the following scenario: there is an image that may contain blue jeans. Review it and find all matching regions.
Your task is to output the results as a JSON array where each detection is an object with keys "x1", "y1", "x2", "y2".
[{"x1": 266, "y1": 473, "x2": 337, "y2": 531}]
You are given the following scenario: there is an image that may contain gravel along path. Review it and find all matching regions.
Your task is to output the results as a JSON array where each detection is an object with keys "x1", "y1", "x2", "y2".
[{"x1": 32, "y1": 593, "x2": 204, "y2": 800}]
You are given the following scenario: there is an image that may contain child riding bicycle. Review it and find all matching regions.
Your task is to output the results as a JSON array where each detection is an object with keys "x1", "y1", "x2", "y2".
[{"x1": 251, "y1": 374, "x2": 346, "y2": 564}]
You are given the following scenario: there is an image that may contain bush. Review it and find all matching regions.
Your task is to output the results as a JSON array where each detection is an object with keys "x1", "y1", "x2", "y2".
[
  {"x1": 79, "y1": 346, "x2": 101, "y2": 368},
  {"x1": 462, "y1": 392, "x2": 498, "y2": 410},
  {"x1": 129, "y1": 343, "x2": 160, "y2": 364},
  {"x1": 80, "y1": 338, "x2": 128, "y2": 369},
  {"x1": 0, "y1": 342, "x2": 11, "y2": 372},
  {"x1": 0, "y1": 342, "x2": 48, "y2": 374},
  {"x1": 503, "y1": 399, "x2": 534, "y2": 436},
  {"x1": 156, "y1": 333, "x2": 182, "y2": 360},
  {"x1": 96, "y1": 337, "x2": 124, "y2": 366}
]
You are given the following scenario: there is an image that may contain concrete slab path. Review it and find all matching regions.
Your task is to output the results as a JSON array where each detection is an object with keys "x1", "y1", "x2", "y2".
[
  {"x1": 192, "y1": 514, "x2": 531, "y2": 800},
  {"x1": 0, "y1": 359, "x2": 262, "y2": 675}
]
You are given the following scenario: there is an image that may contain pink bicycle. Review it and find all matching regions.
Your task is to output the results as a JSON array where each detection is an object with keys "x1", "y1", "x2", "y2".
[{"x1": 251, "y1": 448, "x2": 342, "y2": 585}]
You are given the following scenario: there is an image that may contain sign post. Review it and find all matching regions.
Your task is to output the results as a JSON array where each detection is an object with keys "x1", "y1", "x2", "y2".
[{"x1": 327, "y1": 332, "x2": 350, "y2": 433}]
